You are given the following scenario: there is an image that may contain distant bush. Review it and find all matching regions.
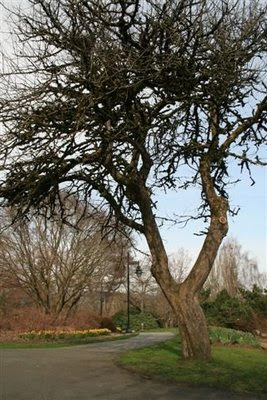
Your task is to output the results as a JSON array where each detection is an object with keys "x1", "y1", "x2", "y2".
[
  {"x1": 0, "y1": 306, "x2": 114, "y2": 333},
  {"x1": 112, "y1": 309, "x2": 160, "y2": 331},
  {"x1": 201, "y1": 289, "x2": 253, "y2": 330},
  {"x1": 99, "y1": 317, "x2": 117, "y2": 332},
  {"x1": 240, "y1": 285, "x2": 267, "y2": 317},
  {"x1": 201, "y1": 287, "x2": 267, "y2": 332},
  {"x1": 209, "y1": 327, "x2": 259, "y2": 347}
]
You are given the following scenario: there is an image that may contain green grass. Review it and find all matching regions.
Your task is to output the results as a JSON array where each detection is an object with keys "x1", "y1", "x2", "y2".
[
  {"x1": 119, "y1": 337, "x2": 267, "y2": 395},
  {"x1": 0, "y1": 333, "x2": 137, "y2": 349},
  {"x1": 144, "y1": 327, "x2": 179, "y2": 334}
]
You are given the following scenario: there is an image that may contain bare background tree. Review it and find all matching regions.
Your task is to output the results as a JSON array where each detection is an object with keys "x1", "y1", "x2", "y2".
[
  {"x1": 0, "y1": 0, "x2": 266, "y2": 360},
  {"x1": 85, "y1": 242, "x2": 128, "y2": 316},
  {"x1": 206, "y1": 238, "x2": 267, "y2": 297},
  {"x1": 129, "y1": 256, "x2": 157, "y2": 315},
  {"x1": 128, "y1": 249, "x2": 191, "y2": 326},
  {"x1": 0, "y1": 206, "x2": 127, "y2": 318}
]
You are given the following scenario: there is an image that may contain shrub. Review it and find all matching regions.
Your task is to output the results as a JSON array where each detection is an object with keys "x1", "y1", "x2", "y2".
[
  {"x1": 240, "y1": 285, "x2": 267, "y2": 317},
  {"x1": 209, "y1": 327, "x2": 259, "y2": 347},
  {"x1": 112, "y1": 310, "x2": 160, "y2": 331},
  {"x1": 0, "y1": 307, "x2": 103, "y2": 332},
  {"x1": 0, "y1": 307, "x2": 57, "y2": 332},
  {"x1": 99, "y1": 317, "x2": 117, "y2": 332},
  {"x1": 202, "y1": 289, "x2": 253, "y2": 329}
]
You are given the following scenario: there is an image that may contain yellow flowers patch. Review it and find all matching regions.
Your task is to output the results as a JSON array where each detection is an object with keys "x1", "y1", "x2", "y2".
[{"x1": 18, "y1": 328, "x2": 111, "y2": 341}]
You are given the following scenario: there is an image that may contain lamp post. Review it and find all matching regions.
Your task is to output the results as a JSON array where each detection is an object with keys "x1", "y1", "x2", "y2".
[{"x1": 126, "y1": 253, "x2": 142, "y2": 333}]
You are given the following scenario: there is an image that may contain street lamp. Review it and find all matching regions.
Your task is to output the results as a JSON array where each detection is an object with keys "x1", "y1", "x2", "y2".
[
  {"x1": 135, "y1": 262, "x2": 143, "y2": 278},
  {"x1": 126, "y1": 253, "x2": 142, "y2": 333}
]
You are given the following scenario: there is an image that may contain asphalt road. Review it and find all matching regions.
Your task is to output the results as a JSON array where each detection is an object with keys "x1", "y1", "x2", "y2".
[{"x1": 0, "y1": 333, "x2": 264, "y2": 400}]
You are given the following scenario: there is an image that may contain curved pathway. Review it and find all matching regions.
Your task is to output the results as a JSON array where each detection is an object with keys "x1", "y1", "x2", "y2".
[{"x1": 0, "y1": 333, "x2": 263, "y2": 400}]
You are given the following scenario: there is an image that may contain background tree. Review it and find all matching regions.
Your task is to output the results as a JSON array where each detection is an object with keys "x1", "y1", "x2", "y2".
[
  {"x1": 146, "y1": 249, "x2": 191, "y2": 327},
  {"x1": 0, "y1": 206, "x2": 127, "y2": 318},
  {"x1": 206, "y1": 238, "x2": 267, "y2": 296},
  {"x1": 130, "y1": 256, "x2": 157, "y2": 315},
  {"x1": 0, "y1": 0, "x2": 266, "y2": 360},
  {"x1": 86, "y1": 241, "x2": 128, "y2": 316},
  {"x1": 122, "y1": 249, "x2": 190, "y2": 326},
  {"x1": 238, "y1": 255, "x2": 267, "y2": 291},
  {"x1": 206, "y1": 238, "x2": 241, "y2": 297}
]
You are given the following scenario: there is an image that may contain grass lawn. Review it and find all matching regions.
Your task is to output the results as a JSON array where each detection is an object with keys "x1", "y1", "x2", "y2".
[
  {"x1": 0, "y1": 333, "x2": 137, "y2": 349},
  {"x1": 119, "y1": 336, "x2": 267, "y2": 395},
  {"x1": 145, "y1": 327, "x2": 178, "y2": 334}
]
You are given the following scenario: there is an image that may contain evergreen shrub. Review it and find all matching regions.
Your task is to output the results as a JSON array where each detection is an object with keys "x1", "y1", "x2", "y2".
[{"x1": 112, "y1": 309, "x2": 160, "y2": 331}]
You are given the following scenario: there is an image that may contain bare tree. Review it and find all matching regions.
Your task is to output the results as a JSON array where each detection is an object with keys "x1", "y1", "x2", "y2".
[
  {"x1": 86, "y1": 240, "x2": 129, "y2": 316},
  {"x1": 129, "y1": 249, "x2": 189, "y2": 323},
  {"x1": 206, "y1": 238, "x2": 267, "y2": 296},
  {"x1": 169, "y1": 249, "x2": 191, "y2": 283},
  {"x1": 206, "y1": 238, "x2": 241, "y2": 297},
  {"x1": 145, "y1": 249, "x2": 191, "y2": 327},
  {"x1": 238, "y1": 254, "x2": 267, "y2": 291},
  {"x1": 130, "y1": 257, "x2": 157, "y2": 314},
  {"x1": 0, "y1": 0, "x2": 266, "y2": 360},
  {"x1": 0, "y1": 208, "x2": 126, "y2": 317}
]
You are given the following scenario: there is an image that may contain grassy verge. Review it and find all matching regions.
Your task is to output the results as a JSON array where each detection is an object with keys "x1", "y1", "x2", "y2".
[
  {"x1": 119, "y1": 336, "x2": 267, "y2": 395},
  {"x1": 144, "y1": 327, "x2": 178, "y2": 334},
  {"x1": 0, "y1": 333, "x2": 137, "y2": 349}
]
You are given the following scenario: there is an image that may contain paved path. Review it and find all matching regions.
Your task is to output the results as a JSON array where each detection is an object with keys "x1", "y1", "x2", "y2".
[{"x1": 0, "y1": 333, "x2": 264, "y2": 400}]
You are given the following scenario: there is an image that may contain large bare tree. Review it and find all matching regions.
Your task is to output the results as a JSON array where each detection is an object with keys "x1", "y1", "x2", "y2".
[
  {"x1": 0, "y1": 0, "x2": 266, "y2": 360},
  {"x1": 0, "y1": 207, "x2": 127, "y2": 317}
]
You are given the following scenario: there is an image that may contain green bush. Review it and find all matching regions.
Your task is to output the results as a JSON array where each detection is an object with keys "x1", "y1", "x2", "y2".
[
  {"x1": 202, "y1": 289, "x2": 253, "y2": 329},
  {"x1": 240, "y1": 285, "x2": 267, "y2": 317},
  {"x1": 112, "y1": 310, "x2": 160, "y2": 331},
  {"x1": 209, "y1": 327, "x2": 259, "y2": 347}
]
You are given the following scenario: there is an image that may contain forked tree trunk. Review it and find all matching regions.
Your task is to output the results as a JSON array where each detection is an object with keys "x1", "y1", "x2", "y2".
[
  {"x1": 148, "y1": 206, "x2": 228, "y2": 360},
  {"x1": 139, "y1": 160, "x2": 229, "y2": 360}
]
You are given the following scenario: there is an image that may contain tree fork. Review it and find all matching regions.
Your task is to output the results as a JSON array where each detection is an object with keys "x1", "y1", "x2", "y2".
[{"x1": 139, "y1": 180, "x2": 229, "y2": 360}]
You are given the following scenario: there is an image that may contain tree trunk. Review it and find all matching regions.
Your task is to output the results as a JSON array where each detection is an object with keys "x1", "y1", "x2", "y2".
[
  {"x1": 138, "y1": 173, "x2": 228, "y2": 360},
  {"x1": 173, "y1": 290, "x2": 211, "y2": 360}
]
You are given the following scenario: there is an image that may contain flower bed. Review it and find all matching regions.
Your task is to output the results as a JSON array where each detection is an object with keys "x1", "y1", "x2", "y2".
[{"x1": 18, "y1": 328, "x2": 111, "y2": 341}]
